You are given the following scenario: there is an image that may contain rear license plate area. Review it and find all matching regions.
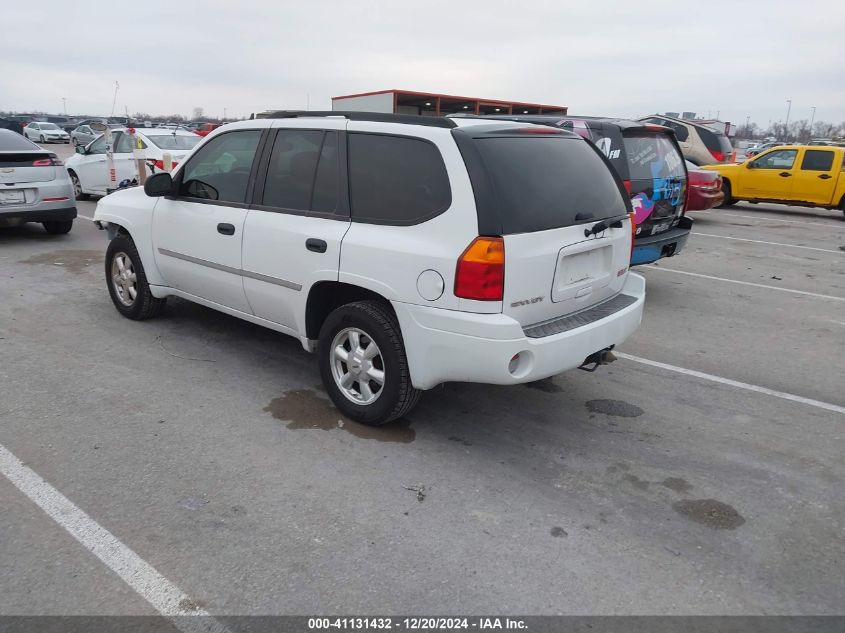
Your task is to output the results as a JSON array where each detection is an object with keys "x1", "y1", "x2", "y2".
[{"x1": 0, "y1": 190, "x2": 25, "y2": 205}]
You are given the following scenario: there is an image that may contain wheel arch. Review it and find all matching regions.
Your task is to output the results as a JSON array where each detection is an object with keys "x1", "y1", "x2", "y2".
[{"x1": 305, "y1": 281, "x2": 394, "y2": 342}]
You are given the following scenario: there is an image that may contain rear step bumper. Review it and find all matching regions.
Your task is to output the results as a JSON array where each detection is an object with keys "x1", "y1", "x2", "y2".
[
  {"x1": 392, "y1": 273, "x2": 645, "y2": 390},
  {"x1": 631, "y1": 223, "x2": 691, "y2": 266}
]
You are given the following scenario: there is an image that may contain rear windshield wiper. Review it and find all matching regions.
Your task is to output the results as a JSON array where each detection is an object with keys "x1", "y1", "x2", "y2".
[{"x1": 584, "y1": 214, "x2": 629, "y2": 238}]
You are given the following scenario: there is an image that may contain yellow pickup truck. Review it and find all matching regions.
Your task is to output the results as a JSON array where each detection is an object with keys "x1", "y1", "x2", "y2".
[{"x1": 703, "y1": 145, "x2": 845, "y2": 216}]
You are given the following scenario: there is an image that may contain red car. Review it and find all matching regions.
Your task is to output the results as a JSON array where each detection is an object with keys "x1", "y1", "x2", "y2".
[
  {"x1": 686, "y1": 160, "x2": 724, "y2": 210},
  {"x1": 193, "y1": 123, "x2": 222, "y2": 137}
]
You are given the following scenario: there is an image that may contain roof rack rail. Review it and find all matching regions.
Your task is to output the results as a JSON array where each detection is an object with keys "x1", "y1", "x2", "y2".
[{"x1": 259, "y1": 110, "x2": 457, "y2": 128}]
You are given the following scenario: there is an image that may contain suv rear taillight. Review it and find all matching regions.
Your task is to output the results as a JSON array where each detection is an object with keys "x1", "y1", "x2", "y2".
[
  {"x1": 32, "y1": 155, "x2": 63, "y2": 167},
  {"x1": 709, "y1": 149, "x2": 725, "y2": 162},
  {"x1": 454, "y1": 237, "x2": 505, "y2": 301},
  {"x1": 628, "y1": 213, "x2": 636, "y2": 259}
]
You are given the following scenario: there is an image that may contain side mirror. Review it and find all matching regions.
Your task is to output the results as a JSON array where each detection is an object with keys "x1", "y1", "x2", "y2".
[
  {"x1": 144, "y1": 172, "x2": 174, "y2": 197},
  {"x1": 75, "y1": 145, "x2": 86, "y2": 155},
  {"x1": 746, "y1": 162, "x2": 755, "y2": 169}
]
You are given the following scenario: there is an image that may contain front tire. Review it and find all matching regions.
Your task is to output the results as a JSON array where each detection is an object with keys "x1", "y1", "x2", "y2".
[
  {"x1": 719, "y1": 180, "x2": 736, "y2": 207},
  {"x1": 68, "y1": 170, "x2": 88, "y2": 201},
  {"x1": 318, "y1": 300, "x2": 420, "y2": 426},
  {"x1": 39, "y1": 134, "x2": 45, "y2": 144},
  {"x1": 43, "y1": 220, "x2": 73, "y2": 234},
  {"x1": 105, "y1": 235, "x2": 166, "y2": 320}
]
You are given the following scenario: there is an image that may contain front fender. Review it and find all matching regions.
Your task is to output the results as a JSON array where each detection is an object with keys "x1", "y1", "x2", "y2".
[{"x1": 93, "y1": 187, "x2": 165, "y2": 286}]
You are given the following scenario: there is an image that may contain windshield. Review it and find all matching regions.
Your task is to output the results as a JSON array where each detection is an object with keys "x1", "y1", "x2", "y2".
[
  {"x1": 144, "y1": 134, "x2": 202, "y2": 150},
  {"x1": 474, "y1": 136, "x2": 628, "y2": 234},
  {"x1": 40, "y1": 123, "x2": 60, "y2": 130}
]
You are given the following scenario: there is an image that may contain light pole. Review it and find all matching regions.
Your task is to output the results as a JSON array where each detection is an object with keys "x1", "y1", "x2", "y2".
[
  {"x1": 110, "y1": 80, "x2": 120, "y2": 117},
  {"x1": 745, "y1": 115, "x2": 750, "y2": 138},
  {"x1": 61, "y1": 97, "x2": 67, "y2": 115},
  {"x1": 223, "y1": 107, "x2": 227, "y2": 121},
  {"x1": 809, "y1": 106, "x2": 816, "y2": 133},
  {"x1": 784, "y1": 99, "x2": 792, "y2": 141}
]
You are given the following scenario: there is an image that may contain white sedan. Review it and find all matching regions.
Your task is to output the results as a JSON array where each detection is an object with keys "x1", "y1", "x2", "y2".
[
  {"x1": 65, "y1": 127, "x2": 202, "y2": 199},
  {"x1": 24, "y1": 122, "x2": 70, "y2": 144}
]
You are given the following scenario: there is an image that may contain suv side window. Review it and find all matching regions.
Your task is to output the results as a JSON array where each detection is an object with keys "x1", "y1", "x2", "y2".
[
  {"x1": 178, "y1": 130, "x2": 261, "y2": 204},
  {"x1": 261, "y1": 129, "x2": 338, "y2": 212},
  {"x1": 348, "y1": 133, "x2": 451, "y2": 224},
  {"x1": 752, "y1": 149, "x2": 797, "y2": 169},
  {"x1": 800, "y1": 150, "x2": 834, "y2": 171}
]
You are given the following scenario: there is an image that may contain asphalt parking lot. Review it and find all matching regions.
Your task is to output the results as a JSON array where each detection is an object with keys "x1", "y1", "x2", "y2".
[{"x1": 1, "y1": 142, "x2": 843, "y2": 617}]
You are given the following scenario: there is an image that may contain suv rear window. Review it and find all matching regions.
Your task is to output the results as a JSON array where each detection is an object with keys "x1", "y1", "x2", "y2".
[
  {"x1": 695, "y1": 125, "x2": 733, "y2": 157},
  {"x1": 348, "y1": 133, "x2": 451, "y2": 224},
  {"x1": 473, "y1": 136, "x2": 628, "y2": 234},
  {"x1": 622, "y1": 133, "x2": 686, "y2": 182}
]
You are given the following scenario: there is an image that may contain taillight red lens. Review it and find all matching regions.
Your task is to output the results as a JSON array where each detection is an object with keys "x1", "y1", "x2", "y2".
[
  {"x1": 622, "y1": 179, "x2": 632, "y2": 195},
  {"x1": 32, "y1": 156, "x2": 63, "y2": 166},
  {"x1": 454, "y1": 237, "x2": 505, "y2": 301},
  {"x1": 628, "y1": 213, "x2": 636, "y2": 258},
  {"x1": 709, "y1": 150, "x2": 725, "y2": 162}
]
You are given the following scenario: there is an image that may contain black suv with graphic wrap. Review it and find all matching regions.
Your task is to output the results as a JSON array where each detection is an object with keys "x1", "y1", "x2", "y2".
[{"x1": 454, "y1": 115, "x2": 690, "y2": 266}]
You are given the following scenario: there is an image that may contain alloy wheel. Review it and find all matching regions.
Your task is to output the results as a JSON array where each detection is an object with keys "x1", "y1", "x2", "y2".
[
  {"x1": 111, "y1": 252, "x2": 137, "y2": 307},
  {"x1": 330, "y1": 327, "x2": 385, "y2": 405}
]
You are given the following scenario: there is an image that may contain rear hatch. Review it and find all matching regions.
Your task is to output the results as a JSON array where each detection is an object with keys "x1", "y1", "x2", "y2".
[
  {"x1": 696, "y1": 125, "x2": 735, "y2": 163},
  {"x1": 0, "y1": 126, "x2": 59, "y2": 187},
  {"x1": 454, "y1": 125, "x2": 633, "y2": 327},
  {"x1": 621, "y1": 130, "x2": 687, "y2": 238}
]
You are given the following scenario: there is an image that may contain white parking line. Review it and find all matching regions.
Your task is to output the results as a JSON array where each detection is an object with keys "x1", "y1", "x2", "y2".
[
  {"x1": 0, "y1": 443, "x2": 231, "y2": 633},
  {"x1": 644, "y1": 266, "x2": 845, "y2": 301},
  {"x1": 77, "y1": 214, "x2": 95, "y2": 221},
  {"x1": 693, "y1": 232, "x2": 843, "y2": 254},
  {"x1": 695, "y1": 209, "x2": 845, "y2": 229},
  {"x1": 617, "y1": 353, "x2": 845, "y2": 415}
]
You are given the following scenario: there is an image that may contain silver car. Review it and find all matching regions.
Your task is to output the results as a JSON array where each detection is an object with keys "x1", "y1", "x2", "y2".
[
  {"x1": 71, "y1": 122, "x2": 120, "y2": 147},
  {"x1": 0, "y1": 129, "x2": 76, "y2": 233}
]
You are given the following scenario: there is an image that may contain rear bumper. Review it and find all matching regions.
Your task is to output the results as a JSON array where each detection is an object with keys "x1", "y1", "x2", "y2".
[
  {"x1": 0, "y1": 206, "x2": 77, "y2": 225},
  {"x1": 631, "y1": 224, "x2": 691, "y2": 266},
  {"x1": 687, "y1": 188, "x2": 725, "y2": 211},
  {"x1": 392, "y1": 272, "x2": 646, "y2": 390}
]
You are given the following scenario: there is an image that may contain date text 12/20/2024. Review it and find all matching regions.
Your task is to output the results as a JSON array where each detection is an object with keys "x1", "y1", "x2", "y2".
[{"x1": 308, "y1": 618, "x2": 528, "y2": 630}]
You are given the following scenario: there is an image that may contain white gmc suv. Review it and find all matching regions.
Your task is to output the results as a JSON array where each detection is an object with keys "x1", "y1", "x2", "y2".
[{"x1": 93, "y1": 112, "x2": 646, "y2": 425}]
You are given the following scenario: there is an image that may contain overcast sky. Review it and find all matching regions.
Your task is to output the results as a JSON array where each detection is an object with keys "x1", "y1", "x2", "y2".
[{"x1": 2, "y1": 0, "x2": 843, "y2": 126}]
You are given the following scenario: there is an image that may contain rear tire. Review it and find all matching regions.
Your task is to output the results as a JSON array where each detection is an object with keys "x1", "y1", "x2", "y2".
[
  {"x1": 105, "y1": 235, "x2": 166, "y2": 320},
  {"x1": 318, "y1": 300, "x2": 421, "y2": 426},
  {"x1": 43, "y1": 220, "x2": 73, "y2": 234}
]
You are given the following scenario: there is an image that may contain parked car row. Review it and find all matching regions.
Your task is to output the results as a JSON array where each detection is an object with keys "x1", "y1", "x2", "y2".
[
  {"x1": 66, "y1": 127, "x2": 202, "y2": 197},
  {"x1": 3, "y1": 109, "x2": 739, "y2": 426}
]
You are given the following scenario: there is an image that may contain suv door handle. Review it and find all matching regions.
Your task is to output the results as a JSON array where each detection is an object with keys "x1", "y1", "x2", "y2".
[
  {"x1": 217, "y1": 223, "x2": 235, "y2": 236},
  {"x1": 778, "y1": 172, "x2": 791, "y2": 177},
  {"x1": 306, "y1": 238, "x2": 327, "y2": 253},
  {"x1": 818, "y1": 174, "x2": 832, "y2": 180}
]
